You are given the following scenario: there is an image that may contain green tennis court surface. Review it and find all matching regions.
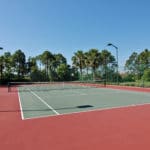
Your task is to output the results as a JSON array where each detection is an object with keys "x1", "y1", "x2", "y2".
[{"x1": 17, "y1": 84, "x2": 150, "y2": 120}]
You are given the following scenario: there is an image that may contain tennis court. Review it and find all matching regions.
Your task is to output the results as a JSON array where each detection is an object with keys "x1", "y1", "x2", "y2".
[
  {"x1": 1, "y1": 83, "x2": 150, "y2": 150},
  {"x1": 10, "y1": 82, "x2": 150, "y2": 120}
]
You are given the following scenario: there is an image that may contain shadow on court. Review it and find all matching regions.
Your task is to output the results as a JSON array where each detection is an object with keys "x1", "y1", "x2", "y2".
[{"x1": 0, "y1": 105, "x2": 94, "y2": 113}]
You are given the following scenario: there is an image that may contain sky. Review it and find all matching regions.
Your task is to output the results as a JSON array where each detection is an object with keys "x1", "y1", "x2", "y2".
[{"x1": 0, "y1": 0, "x2": 150, "y2": 68}]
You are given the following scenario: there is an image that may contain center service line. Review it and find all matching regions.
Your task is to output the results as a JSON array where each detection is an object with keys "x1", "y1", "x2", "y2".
[{"x1": 29, "y1": 90, "x2": 60, "y2": 115}]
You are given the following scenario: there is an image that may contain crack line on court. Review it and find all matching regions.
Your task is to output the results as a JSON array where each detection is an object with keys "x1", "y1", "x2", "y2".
[{"x1": 29, "y1": 89, "x2": 60, "y2": 115}]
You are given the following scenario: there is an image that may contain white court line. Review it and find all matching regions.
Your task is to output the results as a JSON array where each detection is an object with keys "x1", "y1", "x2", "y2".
[
  {"x1": 29, "y1": 90, "x2": 60, "y2": 115},
  {"x1": 24, "y1": 102, "x2": 150, "y2": 120},
  {"x1": 17, "y1": 89, "x2": 24, "y2": 120}
]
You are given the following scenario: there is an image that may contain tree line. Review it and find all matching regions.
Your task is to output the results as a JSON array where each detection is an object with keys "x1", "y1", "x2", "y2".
[
  {"x1": 0, "y1": 48, "x2": 149, "y2": 84},
  {"x1": 125, "y1": 49, "x2": 150, "y2": 82},
  {"x1": 0, "y1": 50, "x2": 76, "y2": 83}
]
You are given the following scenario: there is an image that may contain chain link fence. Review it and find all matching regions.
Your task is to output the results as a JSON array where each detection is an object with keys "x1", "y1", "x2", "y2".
[{"x1": 78, "y1": 65, "x2": 150, "y2": 87}]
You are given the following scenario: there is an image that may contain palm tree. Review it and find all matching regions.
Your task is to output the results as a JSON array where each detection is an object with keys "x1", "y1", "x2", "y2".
[
  {"x1": 3, "y1": 52, "x2": 12, "y2": 80},
  {"x1": 12, "y1": 50, "x2": 26, "y2": 79},
  {"x1": 101, "y1": 50, "x2": 115, "y2": 65},
  {"x1": 88, "y1": 49, "x2": 101, "y2": 80},
  {"x1": 84, "y1": 52, "x2": 91, "y2": 78},
  {"x1": 53, "y1": 53, "x2": 67, "y2": 70},
  {"x1": 72, "y1": 50, "x2": 85, "y2": 80},
  {"x1": 27, "y1": 57, "x2": 37, "y2": 75},
  {"x1": 101, "y1": 50, "x2": 116, "y2": 82},
  {"x1": 39, "y1": 50, "x2": 55, "y2": 81}
]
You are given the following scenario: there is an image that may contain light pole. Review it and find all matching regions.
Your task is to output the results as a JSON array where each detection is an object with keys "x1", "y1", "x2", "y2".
[{"x1": 107, "y1": 43, "x2": 119, "y2": 85}]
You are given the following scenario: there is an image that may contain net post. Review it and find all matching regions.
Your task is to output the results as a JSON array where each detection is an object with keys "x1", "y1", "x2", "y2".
[{"x1": 7, "y1": 82, "x2": 10, "y2": 92}]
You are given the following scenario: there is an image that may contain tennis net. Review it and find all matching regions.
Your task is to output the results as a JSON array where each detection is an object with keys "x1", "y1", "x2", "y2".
[{"x1": 8, "y1": 81, "x2": 106, "y2": 92}]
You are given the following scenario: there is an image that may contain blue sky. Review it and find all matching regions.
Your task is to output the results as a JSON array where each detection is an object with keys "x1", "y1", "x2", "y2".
[{"x1": 0, "y1": 0, "x2": 150, "y2": 67}]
